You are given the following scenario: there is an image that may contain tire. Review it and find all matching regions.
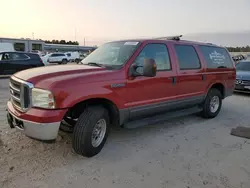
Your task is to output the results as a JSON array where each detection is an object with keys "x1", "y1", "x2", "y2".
[
  {"x1": 72, "y1": 106, "x2": 110, "y2": 157},
  {"x1": 201, "y1": 88, "x2": 222, "y2": 118},
  {"x1": 75, "y1": 59, "x2": 80, "y2": 63},
  {"x1": 62, "y1": 59, "x2": 67, "y2": 64}
]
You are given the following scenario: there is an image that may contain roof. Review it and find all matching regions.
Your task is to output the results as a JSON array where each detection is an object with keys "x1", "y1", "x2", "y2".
[
  {"x1": 0, "y1": 37, "x2": 44, "y2": 43},
  {"x1": 44, "y1": 43, "x2": 95, "y2": 48},
  {"x1": 0, "y1": 51, "x2": 39, "y2": 55},
  {"x1": 110, "y1": 37, "x2": 219, "y2": 47}
]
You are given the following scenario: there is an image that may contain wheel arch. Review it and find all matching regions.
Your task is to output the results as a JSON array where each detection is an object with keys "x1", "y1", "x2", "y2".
[
  {"x1": 64, "y1": 97, "x2": 120, "y2": 126},
  {"x1": 208, "y1": 82, "x2": 225, "y2": 99}
]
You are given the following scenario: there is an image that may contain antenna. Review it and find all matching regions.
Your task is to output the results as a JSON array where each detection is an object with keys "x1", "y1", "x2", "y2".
[{"x1": 153, "y1": 35, "x2": 183, "y2": 41}]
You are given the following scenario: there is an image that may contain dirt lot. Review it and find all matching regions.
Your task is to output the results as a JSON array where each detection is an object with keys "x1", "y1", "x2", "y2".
[{"x1": 1, "y1": 78, "x2": 250, "y2": 188}]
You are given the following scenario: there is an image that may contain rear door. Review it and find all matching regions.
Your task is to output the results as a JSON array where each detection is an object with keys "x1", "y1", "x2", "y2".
[
  {"x1": 126, "y1": 42, "x2": 178, "y2": 120},
  {"x1": 12, "y1": 53, "x2": 31, "y2": 72},
  {"x1": 172, "y1": 44, "x2": 206, "y2": 106}
]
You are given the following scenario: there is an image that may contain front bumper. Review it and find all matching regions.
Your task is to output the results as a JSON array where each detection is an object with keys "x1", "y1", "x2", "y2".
[
  {"x1": 234, "y1": 83, "x2": 250, "y2": 93},
  {"x1": 7, "y1": 101, "x2": 67, "y2": 141}
]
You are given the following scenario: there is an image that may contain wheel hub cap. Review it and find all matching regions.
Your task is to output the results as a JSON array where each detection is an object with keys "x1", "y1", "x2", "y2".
[
  {"x1": 91, "y1": 119, "x2": 106, "y2": 147},
  {"x1": 209, "y1": 96, "x2": 220, "y2": 113}
]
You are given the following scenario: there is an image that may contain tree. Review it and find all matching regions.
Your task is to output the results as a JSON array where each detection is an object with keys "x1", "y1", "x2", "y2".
[
  {"x1": 60, "y1": 40, "x2": 66, "y2": 44},
  {"x1": 44, "y1": 39, "x2": 79, "y2": 45}
]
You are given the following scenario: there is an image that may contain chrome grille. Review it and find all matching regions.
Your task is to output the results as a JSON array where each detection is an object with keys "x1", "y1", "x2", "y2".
[
  {"x1": 235, "y1": 79, "x2": 250, "y2": 85},
  {"x1": 9, "y1": 76, "x2": 34, "y2": 112}
]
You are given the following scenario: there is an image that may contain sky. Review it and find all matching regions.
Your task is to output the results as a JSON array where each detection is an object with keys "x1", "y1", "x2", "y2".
[{"x1": 1, "y1": 0, "x2": 250, "y2": 46}]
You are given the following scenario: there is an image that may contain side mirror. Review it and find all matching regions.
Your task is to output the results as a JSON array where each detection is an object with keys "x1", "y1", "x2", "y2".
[{"x1": 129, "y1": 58, "x2": 157, "y2": 77}]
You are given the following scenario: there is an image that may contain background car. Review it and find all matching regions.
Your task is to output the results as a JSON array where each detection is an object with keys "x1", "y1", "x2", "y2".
[
  {"x1": 47, "y1": 53, "x2": 69, "y2": 64},
  {"x1": 235, "y1": 60, "x2": 250, "y2": 93},
  {"x1": 65, "y1": 51, "x2": 80, "y2": 63},
  {"x1": 0, "y1": 51, "x2": 44, "y2": 75}
]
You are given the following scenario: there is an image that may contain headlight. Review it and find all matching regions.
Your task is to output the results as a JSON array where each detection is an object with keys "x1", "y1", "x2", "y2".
[{"x1": 32, "y1": 88, "x2": 55, "y2": 109}]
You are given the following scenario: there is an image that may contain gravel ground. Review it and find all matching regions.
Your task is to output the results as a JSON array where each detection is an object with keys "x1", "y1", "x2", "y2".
[{"x1": 1, "y1": 78, "x2": 250, "y2": 188}]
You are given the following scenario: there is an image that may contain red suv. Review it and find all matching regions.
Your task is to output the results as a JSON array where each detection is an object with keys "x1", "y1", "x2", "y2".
[{"x1": 6, "y1": 36, "x2": 236, "y2": 157}]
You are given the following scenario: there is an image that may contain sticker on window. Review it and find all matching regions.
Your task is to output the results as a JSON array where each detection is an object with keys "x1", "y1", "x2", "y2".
[
  {"x1": 209, "y1": 51, "x2": 226, "y2": 65},
  {"x1": 124, "y1": 42, "x2": 139, "y2": 45}
]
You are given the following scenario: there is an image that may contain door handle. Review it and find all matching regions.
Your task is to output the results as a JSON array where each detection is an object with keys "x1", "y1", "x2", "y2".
[
  {"x1": 202, "y1": 75, "x2": 206, "y2": 81},
  {"x1": 168, "y1": 77, "x2": 177, "y2": 85}
]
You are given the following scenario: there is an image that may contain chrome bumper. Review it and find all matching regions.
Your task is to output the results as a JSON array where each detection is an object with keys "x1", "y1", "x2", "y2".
[{"x1": 7, "y1": 110, "x2": 60, "y2": 141}]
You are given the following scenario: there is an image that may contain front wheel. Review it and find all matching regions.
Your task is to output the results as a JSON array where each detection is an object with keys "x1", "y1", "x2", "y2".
[
  {"x1": 201, "y1": 88, "x2": 222, "y2": 118},
  {"x1": 72, "y1": 106, "x2": 110, "y2": 157},
  {"x1": 62, "y1": 59, "x2": 67, "y2": 64}
]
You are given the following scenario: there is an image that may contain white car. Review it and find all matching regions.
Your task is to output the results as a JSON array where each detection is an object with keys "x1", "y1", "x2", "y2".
[
  {"x1": 40, "y1": 53, "x2": 51, "y2": 65},
  {"x1": 47, "y1": 53, "x2": 69, "y2": 64},
  {"x1": 65, "y1": 51, "x2": 80, "y2": 63}
]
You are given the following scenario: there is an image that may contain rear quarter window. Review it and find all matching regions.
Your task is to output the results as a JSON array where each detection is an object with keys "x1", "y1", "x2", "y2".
[
  {"x1": 199, "y1": 45, "x2": 234, "y2": 68},
  {"x1": 26, "y1": 53, "x2": 40, "y2": 59}
]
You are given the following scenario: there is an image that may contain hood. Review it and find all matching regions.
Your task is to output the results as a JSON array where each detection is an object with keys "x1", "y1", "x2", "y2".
[
  {"x1": 236, "y1": 70, "x2": 250, "y2": 80},
  {"x1": 14, "y1": 64, "x2": 109, "y2": 84}
]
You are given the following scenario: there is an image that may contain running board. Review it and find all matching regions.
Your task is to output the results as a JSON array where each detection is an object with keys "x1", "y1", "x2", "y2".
[{"x1": 123, "y1": 106, "x2": 202, "y2": 129}]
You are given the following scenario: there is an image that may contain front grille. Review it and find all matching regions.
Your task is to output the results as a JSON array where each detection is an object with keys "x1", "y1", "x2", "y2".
[
  {"x1": 9, "y1": 76, "x2": 33, "y2": 112},
  {"x1": 235, "y1": 79, "x2": 250, "y2": 85}
]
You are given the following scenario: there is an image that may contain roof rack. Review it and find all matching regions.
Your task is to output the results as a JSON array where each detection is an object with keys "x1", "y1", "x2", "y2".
[{"x1": 153, "y1": 35, "x2": 183, "y2": 41}]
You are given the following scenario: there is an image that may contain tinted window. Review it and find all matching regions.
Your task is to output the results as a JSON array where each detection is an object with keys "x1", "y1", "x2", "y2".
[
  {"x1": 175, "y1": 45, "x2": 201, "y2": 70},
  {"x1": 1, "y1": 53, "x2": 28, "y2": 60},
  {"x1": 134, "y1": 43, "x2": 171, "y2": 71},
  {"x1": 32, "y1": 43, "x2": 42, "y2": 51},
  {"x1": 27, "y1": 53, "x2": 40, "y2": 59},
  {"x1": 14, "y1": 43, "x2": 25, "y2": 51},
  {"x1": 12, "y1": 53, "x2": 29, "y2": 60},
  {"x1": 56, "y1": 54, "x2": 65, "y2": 57},
  {"x1": 236, "y1": 61, "x2": 250, "y2": 71},
  {"x1": 199, "y1": 46, "x2": 233, "y2": 68}
]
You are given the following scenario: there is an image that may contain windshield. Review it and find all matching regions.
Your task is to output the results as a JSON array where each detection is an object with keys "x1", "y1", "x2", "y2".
[
  {"x1": 236, "y1": 61, "x2": 250, "y2": 71},
  {"x1": 81, "y1": 41, "x2": 140, "y2": 68}
]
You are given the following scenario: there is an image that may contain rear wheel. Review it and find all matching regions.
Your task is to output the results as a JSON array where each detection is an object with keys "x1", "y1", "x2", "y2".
[
  {"x1": 201, "y1": 88, "x2": 222, "y2": 118},
  {"x1": 72, "y1": 106, "x2": 110, "y2": 157}
]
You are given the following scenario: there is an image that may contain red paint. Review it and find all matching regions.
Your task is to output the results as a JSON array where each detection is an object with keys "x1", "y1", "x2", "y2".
[
  {"x1": 7, "y1": 101, "x2": 67, "y2": 123},
  {"x1": 10, "y1": 39, "x2": 236, "y2": 123}
]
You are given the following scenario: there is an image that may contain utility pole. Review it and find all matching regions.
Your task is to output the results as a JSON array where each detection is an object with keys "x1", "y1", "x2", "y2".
[
  {"x1": 84, "y1": 38, "x2": 86, "y2": 46},
  {"x1": 32, "y1": 32, "x2": 34, "y2": 39},
  {"x1": 74, "y1": 28, "x2": 76, "y2": 41}
]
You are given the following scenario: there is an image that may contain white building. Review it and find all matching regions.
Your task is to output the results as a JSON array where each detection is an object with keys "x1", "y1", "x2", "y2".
[
  {"x1": 0, "y1": 37, "x2": 97, "y2": 53},
  {"x1": 0, "y1": 37, "x2": 45, "y2": 52}
]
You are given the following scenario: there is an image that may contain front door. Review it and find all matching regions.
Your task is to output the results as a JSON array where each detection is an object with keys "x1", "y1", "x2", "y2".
[
  {"x1": 0, "y1": 52, "x2": 17, "y2": 75},
  {"x1": 126, "y1": 43, "x2": 178, "y2": 120}
]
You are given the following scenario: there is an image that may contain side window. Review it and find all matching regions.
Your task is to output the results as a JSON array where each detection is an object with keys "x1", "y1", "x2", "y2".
[
  {"x1": 2, "y1": 53, "x2": 11, "y2": 60},
  {"x1": 12, "y1": 53, "x2": 29, "y2": 60},
  {"x1": 134, "y1": 44, "x2": 171, "y2": 71},
  {"x1": 175, "y1": 45, "x2": 201, "y2": 70},
  {"x1": 50, "y1": 54, "x2": 56, "y2": 57},
  {"x1": 199, "y1": 45, "x2": 233, "y2": 68}
]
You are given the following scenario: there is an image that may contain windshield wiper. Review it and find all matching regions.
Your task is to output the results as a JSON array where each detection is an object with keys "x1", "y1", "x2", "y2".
[{"x1": 86, "y1": 62, "x2": 105, "y2": 67}]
